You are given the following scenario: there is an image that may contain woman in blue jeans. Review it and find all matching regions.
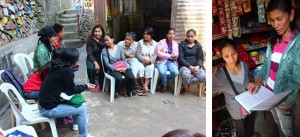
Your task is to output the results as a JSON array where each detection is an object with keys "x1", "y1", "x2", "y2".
[
  {"x1": 156, "y1": 28, "x2": 179, "y2": 92},
  {"x1": 39, "y1": 48, "x2": 95, "y2": 137}
]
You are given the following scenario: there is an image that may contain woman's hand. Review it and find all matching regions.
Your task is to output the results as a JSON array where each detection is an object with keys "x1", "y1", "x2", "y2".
[
  {"x1": 86, "y1": 83, "x2": 96, "y2": 91},
  {"x1": 93, "y1": 37, "x2": 99, "y2": 43},
  {"x1": 247, "y1": 78, "x2": 262, "y2": 94},
  {"x1": 94, "y1": 62, "x2": 100, "y2": 73}
]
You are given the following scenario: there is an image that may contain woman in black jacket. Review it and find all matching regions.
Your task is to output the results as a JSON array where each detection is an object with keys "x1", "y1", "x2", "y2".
[
  {"x1": 178, "y1": 29, "x2": 206, "y2": 94},
  {"x1": 86, "y1": 24, "x2": 106, "y2": 92},
  {"x1": 39, "y1": 48, "x2": 95, "y2": 137}
]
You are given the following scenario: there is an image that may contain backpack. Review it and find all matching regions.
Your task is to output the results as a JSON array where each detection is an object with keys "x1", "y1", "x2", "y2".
[{"x1": 1, "y1": 68, "x2": 25, "y2": 97}]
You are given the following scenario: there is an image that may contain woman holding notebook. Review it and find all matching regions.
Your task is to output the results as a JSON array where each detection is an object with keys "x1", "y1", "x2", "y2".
[
  {"x1": 212, "y1": 39, "x2": 256, "y2": 137},
  {"x1": 250, "y1": 0, "x2": 300, "y2": 136}
]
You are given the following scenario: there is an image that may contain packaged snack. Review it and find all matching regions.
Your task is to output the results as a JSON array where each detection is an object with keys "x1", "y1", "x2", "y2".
[
  {"x1": 213, "y1": 7, "x2": 218, "y2": 16},
  {"x1": 212, "y1": 0, "x2": 216, "y2": 6},
  {"x1": 230, "y1": 6, "x2": 238, "y2": 16},
  {"x1": 243, "y1": 0, "x2": 251, "y2": 13},
  {"x1": 219, "y1": 17, "x2": 226, "y2": 27},
  {"x1": 217, "y1": 0, "x2": 224, "y2": 7},
  {"x1": 233, "y1": 27, "x2": 240, "y2": 37},
  {"x1": 228, "y1": 29, "x2": 233, "y2": 39},
  {"x1": 225, "y1": 8, "x2": 231, "y2": 19},
  {"x1": 237, "y1": 5, "x2": 243, "y2": 15},
  {"x1": 223, "y1": 0, "x2": 229, "y2": 8},
  {"x1": 226, "y1": 18, "x2": 232, "y2": 28},
  {"x1": 232, "y1": 16, "x2": 239, "y2": 27},
  {"x1": 221, "y1": 27, "x2": 228, "y2": 35},
  {"x1": 218, "y1": 7, "x2": 225, "y2": 17},
  {"x1": 230, "y1": 0, "x2": 236, "y2": 7},
  {"x1": 256, "y1": 0, "x2": 266, "y2": 23}
]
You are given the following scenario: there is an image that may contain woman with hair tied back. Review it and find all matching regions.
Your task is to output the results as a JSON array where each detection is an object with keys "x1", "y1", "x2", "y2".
[
  {"x1": 213, "y1": 39, "x2": 256, "y2": 137},
  {"x1": 102, "y1": 33, "x2": 143, "y2": 98},
  {"x1": 33, "y1": 26, "x2": 57, "y2": 71},
  {"x1": 39, "y1": 48, "x2": 95, "y2": 137},
  {"x1": 178, "y1": 29, "x2": 206, "y2": 94},
  {"x1": 250, "y1": 0, "x2": 300, "y2": 136},
  {"x1": 162, "y1": 129, "x2": 205, "y2": 137}
]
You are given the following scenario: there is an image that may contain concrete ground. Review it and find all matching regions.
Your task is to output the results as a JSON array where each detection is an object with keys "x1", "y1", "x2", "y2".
[{"x1": 0, "y1": 45, "x2": 206, "y2": 137}]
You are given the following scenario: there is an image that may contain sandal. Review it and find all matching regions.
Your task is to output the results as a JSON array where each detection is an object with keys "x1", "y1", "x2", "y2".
[{"x1": 136, "y1": 89, "x2": 144, "y2": 96}]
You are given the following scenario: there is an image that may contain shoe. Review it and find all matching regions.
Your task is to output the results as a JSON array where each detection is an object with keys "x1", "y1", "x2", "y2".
[
  {"x1": 114, "y1": 93, "x2": 119, "y2": 98},
  {"x1": 95, "y1": 84, "x2": 101, "y2": 92},
  {"x1": 72, "y1": 124, "x2": 78, "y2": 131}
]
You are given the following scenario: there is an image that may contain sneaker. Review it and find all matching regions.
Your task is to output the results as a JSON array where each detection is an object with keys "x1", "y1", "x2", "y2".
[{"x1": 72, "y1": 124, "x2": 78, "y2": 131}]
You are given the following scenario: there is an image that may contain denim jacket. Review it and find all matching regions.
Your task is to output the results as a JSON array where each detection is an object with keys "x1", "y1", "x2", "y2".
[{"x1": 257, "y1": 31, "x2": 300, "y2": 108}]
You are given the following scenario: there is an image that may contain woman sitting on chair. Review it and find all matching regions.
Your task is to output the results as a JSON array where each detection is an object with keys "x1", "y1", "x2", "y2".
[
  {"x1": 39, "y1": 48, "x2": 95, "y2": 137},
  {"x1": 156, "y1": 28, "x2": 179, "y2": 92},
  {"x1": 178, "y1": 29, "x2": 206, "y2": 94},
  {"x1": 102, "y1": 33, "x2": 143, "y2": 97}
]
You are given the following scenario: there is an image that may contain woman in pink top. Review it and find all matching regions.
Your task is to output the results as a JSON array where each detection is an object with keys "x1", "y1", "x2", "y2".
[{"x1": 155, "y1": 28, "x2": 179, "y2": 92}]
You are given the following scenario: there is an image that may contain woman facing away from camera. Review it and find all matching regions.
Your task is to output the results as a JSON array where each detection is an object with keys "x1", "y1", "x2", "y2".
[
  {"x1": 250, "y1": 0, "x2": 300, "y2": 136},
  {"x1": 39, "y1": 48, "x2": 95, "y2": 137},
  {"x1": 178, "y1": 29, "x2": 206, "y2": 94},
  {"x1": 86, "y1": 24, "x2": 106, "y2": 92},
  {"x1": 212, "y1": 39, "x2": 256, "y2": 137}
]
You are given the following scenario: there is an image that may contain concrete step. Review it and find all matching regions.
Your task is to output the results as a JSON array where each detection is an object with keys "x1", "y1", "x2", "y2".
[
  {"x1": 64, "y1": 39, "x2": 85, "y2": 48},
  {"x1": 62, "y1": 9, "x2": 79, "y2": 14},
  {"x1": 64, "y1": 32, "x2": 80, "y2": 39},
  {"x1": 60, "y1": 13, "x2": 77, "y2": 18},
  {"x1": 58, "y1": 18, "x2": 77, "y2": 24},
  {"x1": 62, "y1": 23, "x2": 78, "y2": 32}
]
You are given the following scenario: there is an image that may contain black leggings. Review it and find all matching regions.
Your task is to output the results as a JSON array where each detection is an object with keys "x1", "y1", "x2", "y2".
[
  {"x1": 233, "y1": 112, "x2": 255, "y2": 137},
  {"x1": 108, "y1": 69, "x2": 138, "y2": 94}
]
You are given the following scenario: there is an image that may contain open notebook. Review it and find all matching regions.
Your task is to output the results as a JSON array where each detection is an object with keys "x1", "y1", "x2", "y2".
[{"x1": 235, "y1": 86, "x2": 292, "y2": 113}]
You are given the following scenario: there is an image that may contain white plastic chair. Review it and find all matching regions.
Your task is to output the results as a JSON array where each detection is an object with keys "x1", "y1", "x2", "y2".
[
  {"x1": 151, "y1": 69, "x2": 178, "y2": 95},
  {"x1": 0, "y1": 83, "x2": 58, "y2": 137},
  {"x1": 28, "y1": 52, "x2": 35, "y2": 59},
  {"x1": 0, "y1": 125, "x2": 38, "y2": 137},
  {"x1": 0, "y1": 70, "x2": 4, "y2": 83},
  {"x1": 13, "y1": 53, "x2": 34, "y2": 81}
]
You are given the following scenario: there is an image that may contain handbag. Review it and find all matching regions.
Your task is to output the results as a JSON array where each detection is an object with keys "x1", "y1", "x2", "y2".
[
  {"x1": 61, "y1": 94, "x2": 85, "y2": 108},
  {"x1": 222, "y1": 66, "x2": 249, "y2": 115},
  {"x1": 106, "y1": 48, "x2": 127, "y2": 69}
]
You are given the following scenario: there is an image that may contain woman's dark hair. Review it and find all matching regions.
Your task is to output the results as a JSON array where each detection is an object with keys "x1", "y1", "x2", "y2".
[
  {"x1": 162, "y1": 129, "x2": 205, "y2": 137},
  {"x1": 125, "y1": 32, "x2": 136, "y2": 40},
  {"x1": 144, "y1": 27, "x2": 155, "y2": 38},
  {"x1": 52, "y1": 23, "x2": 64, "y2": 34},
  {"x1": 61, "y1": 48, "x2": 80, "y2": 64},
  {"x1": 219, "y1": 38, "x2": 238, "y2": 54},
  {"x1": 52, "y1": 48, "x2": 64, "y2": 60},
  {"x1": 167, "y1": 28, "x2": 176, "y2": 34},
  {"x1": 104, "y1": 33, "x2": 115, "y2": 44},
  {"x1": 88, "y1": 24, "x2": 105, "y2": 44},
  {"x1": 267, "y1": 0, "x2": 295, "y2": 49},
  {"x1": 186, "y1": 29, "x2": 196, "y2": 36},
  {"x1": 38, "y1": 36, "x2": 52, "y2": 53}
]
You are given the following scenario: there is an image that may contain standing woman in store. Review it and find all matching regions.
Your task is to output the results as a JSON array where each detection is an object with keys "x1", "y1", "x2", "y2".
[
  {"x1": 156, "y1": 28, "x2": 179, "y2": 92},
  {"x1": 136, "y1": 27, "x2": 158, "y2": 93},
  {"x1": 86, "y1": 24, "x2": 106, "y2": 92},
  {"x1": 250, "y1": 0, "x2": 300, "y2": 136},
  {"x1": 178, "y1": 29, "x2": 206, "y2": 94},
  {"x1": 212, "y1": 39, "x2": 255, "y2": 137}
]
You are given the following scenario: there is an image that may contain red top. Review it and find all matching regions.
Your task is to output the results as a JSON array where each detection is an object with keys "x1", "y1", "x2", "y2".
[
  {"x1": 53, "y1": 41, "x2": 61, "y2": 48},
  {"x1": 23, "y1": 71, "x2": 43, "y2": 92}
]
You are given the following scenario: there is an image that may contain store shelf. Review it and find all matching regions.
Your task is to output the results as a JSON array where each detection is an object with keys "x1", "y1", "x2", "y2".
[
  {"x1": 241, "y1": 27, "x2": 272, "y2": 35},
  {"x1": 213, "y1": 105, "x2": 226, "y2": 113},
  {"x1": 246, "y1": 43, "x2": 268, "y2": 51},
  {"x1": 213, "y1": 34, "x2": 227, "y2": 41}
]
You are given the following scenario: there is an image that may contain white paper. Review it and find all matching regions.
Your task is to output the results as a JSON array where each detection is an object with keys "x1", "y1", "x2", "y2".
[
  {"x1": 235, "y1": 86, "x2": 274, "y2": 112},
  {"x1": 60, "y1": 92, "x2": 74, "y2": 100},
  {"x1": 252, "y1": 91, "x2": 292, "y2": 110}
]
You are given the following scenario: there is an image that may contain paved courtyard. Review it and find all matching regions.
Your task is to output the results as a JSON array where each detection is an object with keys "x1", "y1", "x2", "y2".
[{"x1": 0, "y1": 45, "x2": 206, "y2": 137}]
